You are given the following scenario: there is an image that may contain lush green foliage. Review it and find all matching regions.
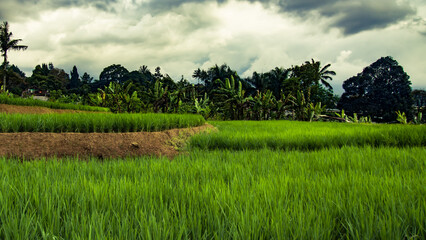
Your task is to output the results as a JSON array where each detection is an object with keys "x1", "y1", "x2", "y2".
[
  {"x1": 0, "y1": 113, "x2": 205, "y2": 133},
  {"x1": 190, "y1": 120, "x2": 426, "y2": 150},
  {"x1": 338, "y1": 56, "x2": 414, "y2": 122},
  {"x1": 6, "y1": 60, "x2": 342, "y2": 121},
  {"x1": 0, "y1": 146, "x2": 424, "y2": 239},
  {"x1": 0, "y1": 94, "x2": 110, "y2": 112},
  {"x1": 89, "y1": 82, "x2": 143, "y2": 113}
]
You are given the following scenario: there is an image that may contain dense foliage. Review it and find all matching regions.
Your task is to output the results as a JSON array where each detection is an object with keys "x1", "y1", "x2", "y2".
[
  {"x1": 2, "y1": 59, "x2": 341, "y2": 120},
  {"x1": 338, "y1": 56, "x2": 414, "y2": 122},
  {"x1": 0, "y1": 113, "x2": 205, "y2": 133}
]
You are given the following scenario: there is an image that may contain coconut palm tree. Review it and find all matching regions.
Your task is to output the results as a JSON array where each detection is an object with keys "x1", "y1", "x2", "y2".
[
  {"x1": 266, "y1": 67, "x2": 290, "y2": 98},
  {"x1": 0, "y1": 21, "x2": 28, "y2": 91},
  {"x1": 306, "y1": 59, "x2": 336, "y2": 90}
]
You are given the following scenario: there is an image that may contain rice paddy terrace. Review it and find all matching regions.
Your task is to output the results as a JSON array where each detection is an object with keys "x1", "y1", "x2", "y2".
[{"x1": 0, "y1": 101, "x2": 424, "y2": 239}]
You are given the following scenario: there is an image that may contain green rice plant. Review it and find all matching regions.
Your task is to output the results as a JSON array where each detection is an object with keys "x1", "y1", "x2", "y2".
[
  {"x1": 335, "y1": 109, "x2": 349, "y2": 122},
  {"x1": 0, "y1": 94, "x2": 110, "y2": 112},
  {"x1": 0, "y1": 146, "x2": 424, "y2": 239},
  {"x1": 0, "y1": 113, "x2": 205, "y2": 133},
  {"x1": 190, "y1": 120, "x2": 426, "y2": 150}
]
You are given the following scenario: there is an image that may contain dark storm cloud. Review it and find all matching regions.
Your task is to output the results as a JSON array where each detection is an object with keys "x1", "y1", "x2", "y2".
[
  {"x1": 318, "y1": 1, "x2": 415, "y2": 35},
  {"x1": 259, "y1": 0, "x2": 416, "y2": 35},
  {"x1": 147, "y1": 0, "x2": 223, "y2": 12},
  {"x1": 144, "y1": 0, "x2": 417, "y2": 34},
  {"x1": 0, "y1": 0, "x2": 118, "y2": 20}
]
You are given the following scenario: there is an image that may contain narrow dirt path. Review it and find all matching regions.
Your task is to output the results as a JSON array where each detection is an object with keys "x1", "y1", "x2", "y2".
[
  {"x1": 0, "y1": 104, "x2": 95, "y2": 114},
  {"x1": 0, "y1": 124, "x2": 214, "y2": 160}
]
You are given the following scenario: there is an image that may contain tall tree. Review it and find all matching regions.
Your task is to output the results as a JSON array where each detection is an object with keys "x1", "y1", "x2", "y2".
[
  {"x1": 27, "y1": 63, "x2": 69, "y2": 91},
  {"x1": 193, "y1": 64, "x2": 239, "y2": 95},
  {"x1": 338, "y1": 56, "x2": 413, "y2": 122},
  {"x1": 0, "y1": 21, "x2": 28, "y2": 91},
  {"x1": 99, "y1": 64, "x2": 129, "y2": 86},
  {"x1": 265, "y1": 67, "x2": 290, "y2": 99},
  {"x1": 3, "y1": 65, "x2": 27, "y2": 95},
  {"x1": 69, "y1": 65, "x2": 81, "y2": 90},
  {"x1": 290, "y1": 59, "x2": 335, "y2": 103}
]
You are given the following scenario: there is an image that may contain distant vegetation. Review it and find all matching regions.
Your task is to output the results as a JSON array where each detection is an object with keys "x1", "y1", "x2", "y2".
[
  {"x1": 0, "y1": 113, "x2": 205, "y2": 133},
  {"x1": 1, "y1": 21, "x2": 424, "y2": 123},
  {"x1": 2, "y1": 58, "x2": 422, "y2": 123}
]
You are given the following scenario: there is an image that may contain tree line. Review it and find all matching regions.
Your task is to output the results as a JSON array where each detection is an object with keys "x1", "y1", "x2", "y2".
[
  {"x1": 2, "y1": 60, "x2": 341, "y2": 119},
  {"x1": 1, "y1": 21, "x2": 424, "y2": 122}
]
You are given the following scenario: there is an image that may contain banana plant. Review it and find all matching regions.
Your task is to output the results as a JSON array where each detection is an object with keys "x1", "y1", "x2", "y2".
[
  {"x1": 89, "y1": 82, "x2": 141, "y2": 113},
  {"x1": 252, "y1": 90, "x2": 276, "y2": 120},
  {"x1": 290, "y1": 90, "x2": 307, "y2": 121},
  {"x1": 413, "y1": 112, "x2": 423, "y2": 124},
  {"x1": 276, "y1": 92, "x2": 293, "y2": 120},
  {"x1": 305, "y1": 102, "x2": 326, "y2": 122},
  {"x1": 169, "y1": 83, "x2": 188, "y2": 113},
  {"x1": 194, "y1": 92, "x2": 211, "y2": 119},
  {"x1": 396, "y1": 111, "x2": 407, "y2": 124},
  {"x1": 335, "y1": 109, "x2": 349, "y2": 122},
  {"x1": 214, "y1": 76, "x2": 253, "y2": 120},
  {"x1": 348, "y1": 113, "x2": 358, "y2": 123},
  {"x1": 148, "y1": 80, "x2": 169, "y2": 113}
]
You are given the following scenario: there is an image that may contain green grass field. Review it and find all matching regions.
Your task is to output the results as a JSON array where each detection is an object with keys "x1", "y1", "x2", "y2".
[
  {"x1": 0, "y1": 113, "x2": 206, "y2": 132},
  {"x1": 0, "y1": 120, "x2": 425, "y2": 239},
  {"x1": 190, "y1": 120, "x2": 426, "y2": 150}
]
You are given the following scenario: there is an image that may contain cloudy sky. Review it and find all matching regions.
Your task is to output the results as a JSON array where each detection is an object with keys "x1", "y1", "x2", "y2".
[{"x1": 1, "y1": 0, "x2": 425, "y2": 94}]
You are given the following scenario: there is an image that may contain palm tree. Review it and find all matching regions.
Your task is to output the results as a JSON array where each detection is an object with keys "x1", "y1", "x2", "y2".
[
  {"x1": 266, "y1": 67, "x2": 289, "y2": 98},
  {"x1": 0, "y1": 21, "x2": 28, "y2": 91},
  {"x1": 306, "y1": 59, "x2": 336, "y2": 90}
]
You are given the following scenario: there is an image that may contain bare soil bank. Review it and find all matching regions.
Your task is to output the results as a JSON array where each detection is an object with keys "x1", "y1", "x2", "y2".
[
  {"x1": 0, "y1": 104, "x2": 93, "y2": 114},
  {"x1": 0, "y1": 104, "x2": 213, "y2": 159}
]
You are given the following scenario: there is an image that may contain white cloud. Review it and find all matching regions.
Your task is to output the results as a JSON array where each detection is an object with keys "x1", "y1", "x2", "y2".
[{"x1": 4, "y1": 0, "x2": 426, "y2": 94}]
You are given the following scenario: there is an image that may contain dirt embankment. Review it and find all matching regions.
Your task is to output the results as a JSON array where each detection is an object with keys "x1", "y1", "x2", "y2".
[
  {"x1": 0, "y1": 104, "x2": 214, "y2": 160},
  {"x1": 0, "y1": 104, "x2": 93, "y2": 114}
]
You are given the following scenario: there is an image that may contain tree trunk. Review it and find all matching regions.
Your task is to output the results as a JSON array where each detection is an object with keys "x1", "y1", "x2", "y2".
[{"x1": 2, "y1": 53, "x2": 7, "y2": 92}]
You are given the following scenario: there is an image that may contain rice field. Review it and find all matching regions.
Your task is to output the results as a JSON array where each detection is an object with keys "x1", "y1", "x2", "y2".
[
  {"x1": 190, "y1": 120, "x2": 426, "y2": 150},
  {"x1": 0, "y1": 119, "x2": 425, "y2": 239},
  {"x1": 0, "y1": 113, "x2": 206, "y2": 132},
  {"x1": 0, "y1": 147, "x2": 424, "y2": 239},
  {"x1": 0, "y1": 94, "x2": 110, "y2": 112}
]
